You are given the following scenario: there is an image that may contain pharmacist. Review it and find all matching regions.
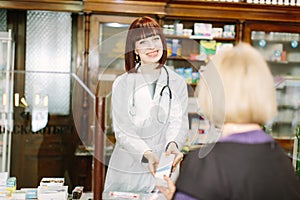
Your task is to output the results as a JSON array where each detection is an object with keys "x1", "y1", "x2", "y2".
[{"x1": 103, "y1": 16, "x2": 189, "y2": 193}]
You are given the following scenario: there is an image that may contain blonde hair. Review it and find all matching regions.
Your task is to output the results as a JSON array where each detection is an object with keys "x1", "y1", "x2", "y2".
[{"x1": 197, "y1": 42, "x2": 277, "y2": 126}]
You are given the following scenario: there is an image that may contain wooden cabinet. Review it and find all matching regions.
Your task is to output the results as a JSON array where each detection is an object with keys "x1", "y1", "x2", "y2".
[
  {"x1": 0, "y1": 0, "x2": 82, "y2": 12},
  {"x1": 243, "y1": 21, "x2": 300, "y2": 163},
  {"x1": 11, "y1": 113, "x2": 79, "y2": 190},
  {"x1": 88, "y1": 14, "x2": 300, "y2": 198},
  {"x1": 244, "y1": 22, "x2": 300, "y2": 77}
]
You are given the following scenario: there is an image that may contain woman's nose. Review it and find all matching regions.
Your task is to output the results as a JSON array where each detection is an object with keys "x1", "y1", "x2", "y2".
[
  {"x1": 148, "y1": 41, "x2": 155, "y2": 49},
  {"x1": 147, "y1": 40, "x2": 155, "y2": 48}
]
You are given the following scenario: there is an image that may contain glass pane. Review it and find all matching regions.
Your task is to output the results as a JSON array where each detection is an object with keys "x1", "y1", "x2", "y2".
[
  {"x1": 0, "y1": 10, "x2": 7, "y2": 31},
  {"x1": 251, "y1": 30, "x2": 300, "y2": 159},
  {"x1": 26, "y1": 11, "x2": 72, "y2": 115},
  {"x1": 98, "y1": 23, "x2": 129, "y2": 71},
  {"x1": 251, "y1": 31, "x2": 300, "y2": 76},
  {"x1": 2, "y1": 71, "x2": 95, "y2": 187},
  {"x1": 0, "y1": 30, "x2": 14, "y2": 173}
]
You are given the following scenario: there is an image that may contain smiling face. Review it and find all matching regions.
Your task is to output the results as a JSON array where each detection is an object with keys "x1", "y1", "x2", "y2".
[
  {"x1": 124, "y1": 16, "x2": 167, "y2": 72},
  {"x1": 135, "y1": 35, "x2": 163, "y2": 65}
]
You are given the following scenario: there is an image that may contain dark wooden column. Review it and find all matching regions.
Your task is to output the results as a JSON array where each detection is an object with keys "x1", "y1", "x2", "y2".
[
  {"x1": 83, "y1": 12, "x2": 104, "y2": 200},
  {"x1": 94, "y1": 87, "x2": 105, "y2": 200},
  {"x1": 79, "y1": 13, "x2": 91, "y2": 145}
]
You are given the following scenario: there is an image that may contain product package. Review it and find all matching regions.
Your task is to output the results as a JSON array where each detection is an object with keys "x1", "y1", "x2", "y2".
[
  {"x1": 200, "y1": 40, "x2": 217, "y2": 56},
  {"x1": 155, "y1": 153, "x2": 175, "y2": 187}
]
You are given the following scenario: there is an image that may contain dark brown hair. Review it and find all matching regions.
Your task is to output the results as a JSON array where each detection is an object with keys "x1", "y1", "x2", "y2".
[{"x1": 124, "y1": 16, "x2": 167, "y2": 73}]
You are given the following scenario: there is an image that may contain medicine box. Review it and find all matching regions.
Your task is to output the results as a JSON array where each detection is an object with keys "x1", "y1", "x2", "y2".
[
  {"x1": 11, "y1": 190, "x2": 26, "y2": 200},
  {"x1": 20, "y1": 188, "x2": 37, "y2": 199},
  {"x1": 37, "y1": 185, "x2": 68, "y2": 200},
  {"x1": 155, "y1": 153, "x2": 175, "y2": 187},
  {"x1": 194, "y1": 23, "x2": 212, "y2": 36},
  {"x1": 40, "y1": 177, "x2": 64, "y2": 187}
]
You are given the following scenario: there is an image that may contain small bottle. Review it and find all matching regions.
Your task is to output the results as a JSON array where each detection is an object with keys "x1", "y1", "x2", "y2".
[{"x1": 72, "y1": 186, "x2": 84, "y2": 200}]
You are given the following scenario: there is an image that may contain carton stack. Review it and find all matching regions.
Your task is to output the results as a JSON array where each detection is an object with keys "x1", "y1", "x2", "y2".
[
  {"x1": 0, "y1": 173, "x2": 10, "y2": 199},
  {"x1": 37, "y1": 178, "x2": 68, "y2": 200}
]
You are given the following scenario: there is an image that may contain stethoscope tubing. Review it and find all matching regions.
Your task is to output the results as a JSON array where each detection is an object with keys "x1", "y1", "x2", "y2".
[{"x1": 130, "y1": 63, "x2": 172, "y2": 123}]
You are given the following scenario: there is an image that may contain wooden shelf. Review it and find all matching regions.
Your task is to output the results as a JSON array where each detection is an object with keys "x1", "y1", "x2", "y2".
[
  {"x1": 165, "y1": 34, "x2": 191, "y2": 39},
  {"x1": 165, "y1": 34, "x2": 236, "y2": 41},
  {"x1": 168, "y1": 56, "x2": 206, "y2": 62},
  {"x1": 277, "y1": 105, "x2": 299, "y2": 110},
  {"x1": 189, "y1": 35, "x2": 213, "y2": 40},
  {"x1": 213, "y1": 37, "x2": 236, "y2": 42},
  {"x1": 252, "y1": 39, "x2": 299, "y2": 43},
  {"x1": 267, "y1": 60, "x2": 300, "y2": 64}
]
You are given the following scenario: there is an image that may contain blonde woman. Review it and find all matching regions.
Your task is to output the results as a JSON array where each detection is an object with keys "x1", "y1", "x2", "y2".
[{"x1": 158, "y1": 42, "x2": 300, "y2": 200}]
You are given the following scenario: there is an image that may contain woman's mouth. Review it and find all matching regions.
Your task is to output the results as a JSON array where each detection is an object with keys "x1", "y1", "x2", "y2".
[{"x1": 146, "y1": 50, "x2": 159, "y2": 57}]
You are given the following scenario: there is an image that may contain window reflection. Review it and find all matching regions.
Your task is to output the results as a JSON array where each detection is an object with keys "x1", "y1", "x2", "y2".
[{"x1": 98, "y1": 22, "x2": 129, "y2": 70}]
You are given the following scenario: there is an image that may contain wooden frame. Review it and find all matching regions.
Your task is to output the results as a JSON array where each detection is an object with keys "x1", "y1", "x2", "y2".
[
  {"x1": 84, "y1": 0, "x2": 166, "y2": 15},
  {"x1": 243, "y1": 21, "x2": 300, "y2": 43},
  {"x1": 0, "y1": 0, "x2": 82, "y2": 12}
]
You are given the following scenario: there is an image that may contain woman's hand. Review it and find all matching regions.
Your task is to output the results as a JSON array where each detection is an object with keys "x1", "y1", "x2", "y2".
[
  {"x1": 157, "y1": 175, "x2": 176, "y2": 200},
  {"x1": 165, "y1": 142, "x2": 183, "y2": 172},
  {"x1": 143, "y1": 150, "x2": 159, "y2": 176}
]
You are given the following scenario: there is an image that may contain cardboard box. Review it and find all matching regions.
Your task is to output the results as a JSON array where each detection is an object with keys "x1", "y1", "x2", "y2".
[
  {"x1": 11, "y1": 190, "x2": 26, "y2": 200},
  {"x1": 40, "y1": 178, "x2": 64, "y2": 187},
  {"x1": 20, "y1": 188, "x2": 37, "y2": 199},
  {"x1": 194, "y1": 23, "x2": 212, "y2": 36},
  {"x1": 37, "y1": 185, "x2": 68, "y2": 200}
]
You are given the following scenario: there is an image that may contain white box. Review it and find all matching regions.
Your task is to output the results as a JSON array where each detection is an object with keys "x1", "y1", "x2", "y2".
[
  {"x1": 40, "y1": 178, "x2": 64, "y2": 187},
  {"x1": 37, "y1": 185, "x2": 68, "y2": 200},
  {"x1": 155, "y1": 153, "x2": 175, "y2": 187},
  {"x1": 11, "y1": 190, "x2": 26, "y2": 200},
  {"x1": 0, "y1": 173, "x2": 8, "y2": 186},
  {"x1": 20, "y1": 188, "x2": 37, "y2": 199},
  {"x1": 194, "y1": 23, "x2": 212, "y2": 36},
  {"x1": 212, "y1": 27, "x2": 223, "y2": 38}
]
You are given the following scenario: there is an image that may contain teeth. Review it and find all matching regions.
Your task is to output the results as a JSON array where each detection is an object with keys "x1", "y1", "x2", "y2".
[{"x1": 147, "y1": 51, "x2": 158, "y2": 56}]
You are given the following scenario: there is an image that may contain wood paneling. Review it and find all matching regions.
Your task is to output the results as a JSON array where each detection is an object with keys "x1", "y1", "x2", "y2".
[
  {"x1": 243, "y1": 21, "x2": 300, "y2": 42},
  {"x1": 84, "y1": 0, "x2": 166, "y2": 15},
  {"x1": 1, "y1": 0, "x2": 300, "y2": 24},
  {"x1": 0, "y1": 0, "x2": 82, "y2": 12},
  {"x1": 165, "y1": 2, "x2": 300, "y2": 23}
]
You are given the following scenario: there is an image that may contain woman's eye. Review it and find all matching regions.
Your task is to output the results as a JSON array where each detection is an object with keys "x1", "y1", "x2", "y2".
[
  {"x1": 139, "y1": 40, "x2": 145, "y2": 45},
  {"x1": 153, "y1": 36, "x2": 160, "y2": 41}
]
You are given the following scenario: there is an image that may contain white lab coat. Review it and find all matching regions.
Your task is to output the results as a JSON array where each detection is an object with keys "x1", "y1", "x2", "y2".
[{"x1": 103, "y1": 66, "x2": 189, "y2": 193}]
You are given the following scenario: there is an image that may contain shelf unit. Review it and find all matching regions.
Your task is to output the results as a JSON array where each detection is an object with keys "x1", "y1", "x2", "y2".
[
  {"x1": 246, "y1": 22, "x2": 300, "y2": 143},
  {"x1": 85, "y1": 4, "x2": 300, "y2": 199},
  {"x1": 163, "y1": 19, "x2": 238, "y2": 96}
]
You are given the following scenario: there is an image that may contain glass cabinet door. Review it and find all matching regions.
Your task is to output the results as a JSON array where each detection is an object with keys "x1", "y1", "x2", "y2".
[
  {"x1": 0, "y1": 30, "x2": 14, "y2": 174},
  {"x1": 251, "y1": 30, "x2": 300, "y2": 160},
  {"x1": 251, "y1": 31, "x2": 300, "y2": 77},
  {"x1": 89, "y1": 15, "x2": 136, "y2": 92},
  {"x1": 88, "y1": 15, "x2": 137, "y2": 198}
]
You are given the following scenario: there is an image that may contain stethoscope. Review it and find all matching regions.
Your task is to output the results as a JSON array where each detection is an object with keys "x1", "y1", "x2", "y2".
[{"x1": 129, "y1": 63, "x2": 172, "y2": 124}]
